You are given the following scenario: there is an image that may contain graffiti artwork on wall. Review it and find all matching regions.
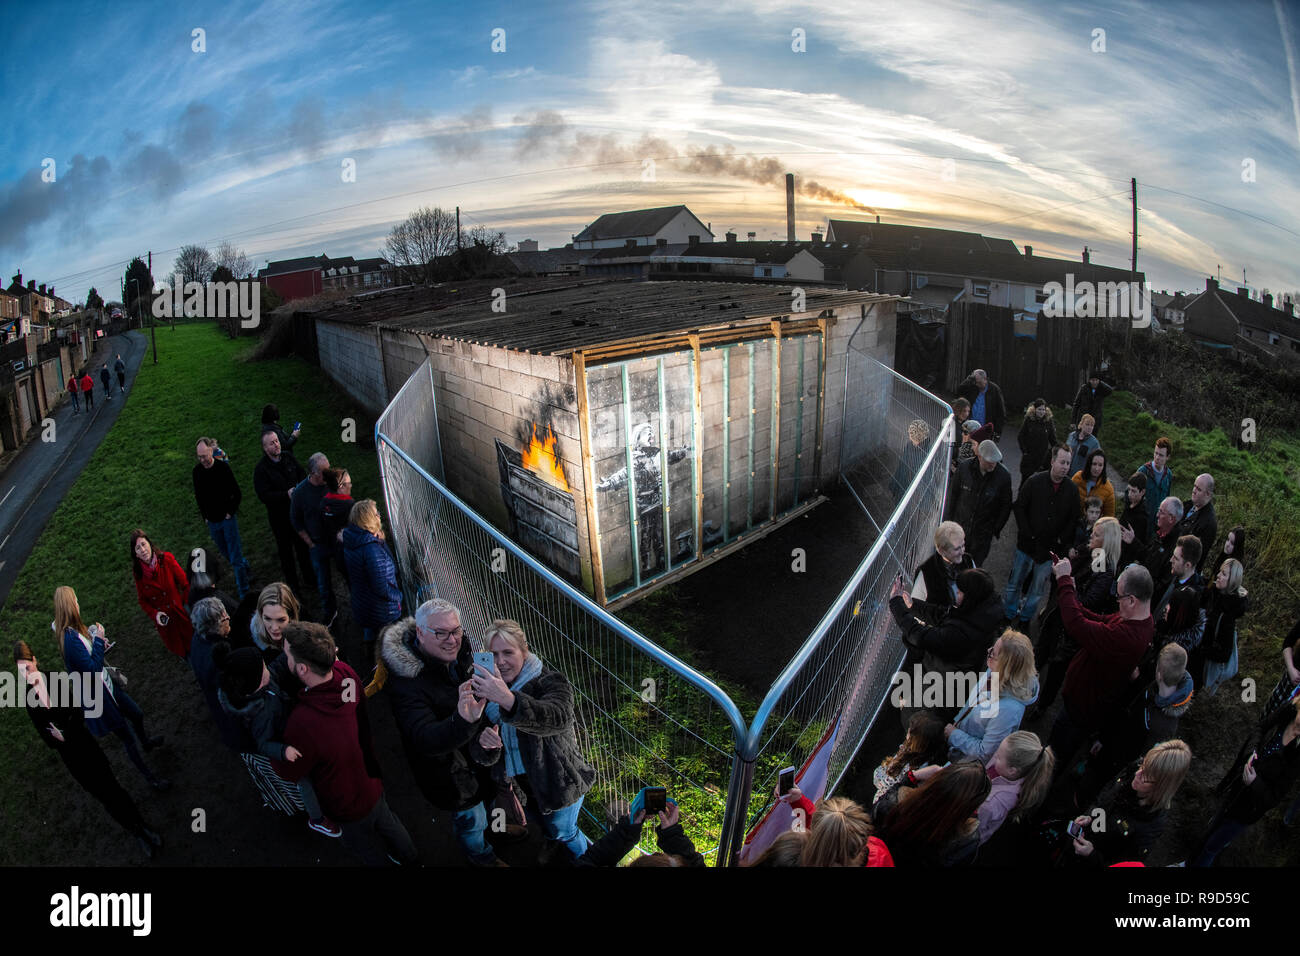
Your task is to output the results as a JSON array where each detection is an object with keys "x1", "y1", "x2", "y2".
[{"x1": 595, "y1": 422, "x2": 690, "y2": 575}]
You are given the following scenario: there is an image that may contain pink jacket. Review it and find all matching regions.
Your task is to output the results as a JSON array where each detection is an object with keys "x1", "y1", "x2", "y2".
[{"x1": 976, "y1": 764, "x2": 1023, "y2": 845}]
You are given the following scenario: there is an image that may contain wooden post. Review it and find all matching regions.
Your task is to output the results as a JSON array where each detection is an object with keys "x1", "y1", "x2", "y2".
[
  {"x1": 689, "y1": 333, "x2": 704, "y2": 562},
  {"x1": 573, "y1": 351, "x2": 607, "y2": 605}
]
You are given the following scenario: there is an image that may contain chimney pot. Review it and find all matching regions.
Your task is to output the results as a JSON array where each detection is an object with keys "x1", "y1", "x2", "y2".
[
  {"x1": 785, "y1": 173, "x2": 796, "y2": 243},
  {"x1": 1207, "y1": 277, "x2": 1218, "y2": 292},
  {"x1": 1263, "y1": 293, "x2": 1274, "y2": 309},
  {"x1": 28, "y1": 280, "x2": 35, "y2": 291},
  {"x1": 38, "y1": 283, "x2": 46, "y2": 295},
  {"x1": 1237, "y1": 286, "x2": 1249, "y2": 298},
  {"x1": 725, "y1": 232, "x2": 737, "y2": 243},
  {"x1": 1025, "y1": 245, "x2": 1032, "y2": 257},
  {"x1": 875, "y1": 215, "x2": 880, "y2": 223},
  {"x1": 1082, "y1": 246, "x2": 1090, "y2": 264}
]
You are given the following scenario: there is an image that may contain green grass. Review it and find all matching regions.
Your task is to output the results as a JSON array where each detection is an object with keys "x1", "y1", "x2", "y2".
[{"x1": 0, "y1": 323, "x2": 382, "y2": 857}]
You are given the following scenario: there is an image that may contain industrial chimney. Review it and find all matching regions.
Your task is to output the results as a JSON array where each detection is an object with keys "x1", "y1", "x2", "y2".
[{"x1": 785, "y1": 173, "x2": 795, "y2": 242}]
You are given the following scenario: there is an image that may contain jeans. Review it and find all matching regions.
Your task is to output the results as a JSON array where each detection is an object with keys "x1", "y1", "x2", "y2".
[
  {"x1": 1192, "y1": 816, "x2": 1249, "y2": 867},
  {"x1": 110, "y1": 689, "x2": 156, "y2": 782},
  {"x1": 340, "y1": 793, "x2": 418, "y2": 866},
  {"x1": 116, "y1": 370, "x2": 125, "y2": 391},
  {"x1": 310, "y1": 545, "x2": 336, "y2": 620},
  {"x1": 84, "y1": 389, "x2": 94, "y2": 410},
  {"x1": 452, "y1": 801, "x2": 498, "y2": 863},
  {"x1": 1004, "y1": 549, "x2": 1053, "y2": 622},
  {"x1": 70, "y1": 390, "x2": 80, "y2": 412},
  {"x1": 206, "y1": 516, "x2": 252, "y2": 598},
  {"x1": 532, "y1": 795, "x2": 591, "y2": 859}
]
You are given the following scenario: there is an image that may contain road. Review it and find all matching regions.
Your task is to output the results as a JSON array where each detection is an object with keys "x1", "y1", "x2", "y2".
[{"x1": 0, "y1": 330, "x2": 146, "y2": 611}]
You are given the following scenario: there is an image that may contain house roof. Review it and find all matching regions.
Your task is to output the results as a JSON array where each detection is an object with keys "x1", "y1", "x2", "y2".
[
  {"x1": 856, "y1": 246, "x2": 1141, "y2": 287},
  {"x1": 1208, "y1": 287, "x2": 1300, "y2": 337},
  {"x1": 258, "y1": 256, "x2": 325, "y2": 278},
  {"x1": 505, "y1": 249, "x2": 589, "y2": 273},
  {"x1": 825, "y1": 219, "x2": 1020, "y2": 255},
  {"x1": 303, "y1": 278, "x2": 894, "y2": 355},
  {"x1": 574, "y1": 205, "x2": 711, "y2": 242}
]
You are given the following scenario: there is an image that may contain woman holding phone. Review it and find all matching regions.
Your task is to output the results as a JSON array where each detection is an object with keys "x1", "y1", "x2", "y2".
[
  {"x1": 53, "y1": 585, "x2": 169, "y2": 789},
  {"x1": 469, "y1": 619, "x2": 596, "y2": 861},
  {"x1": 131, "y1": 529, "x2": 194, "y2": 659},
  {"x1": 1067, "y1": 740, "x2": 1191, "y2": 866}
]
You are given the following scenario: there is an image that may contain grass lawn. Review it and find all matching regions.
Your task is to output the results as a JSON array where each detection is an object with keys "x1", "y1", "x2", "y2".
[{"x1": 0, "y1": 323, "x2": 382, "y2": 863}]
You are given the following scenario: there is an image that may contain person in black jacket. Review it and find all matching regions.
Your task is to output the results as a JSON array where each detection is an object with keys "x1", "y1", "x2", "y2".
[
  {"x1": 1118, "y1": 472, "x2": 1151, "y2": 569},
  {"x1": 1071, "y1": 372, "x2": 1114, "y2": 438},
  {"x1": 1196, "y1": 558, "x2": 1248, "y2": 694},
  {"x1": 13, "y1": 641, "x2": 162, "y2": 859},
  {"x1": 194, "y1": 437, "x2": 252, "y2": 599},
  {"x1": 1016, "y1": 399, "x2": 1057, "y2": 492},
  {"x1": 1177, "y1": 474, "x2": 1218, "y2": 575},
  {"x1": 260, "y1": 403, "x2": 299, "y2": 451},
  {"x1": 910, "y1": 521, "x2": 976, "y2": 623},
  {"x1": 253, "y1": 430, "x2": 312, "y2": 601},
  {"x1": 955, "y1": 369, "x2": 1007, "y2": 441},
  {"x1": 1066, "y1": 740, "x2": 1191, "y2": 867},
  {"x1": 1003, "y1": 445, "x2": 1080, "y2": 627},
  {"x1": 1194, "y1": 698, "x2": 1300, "y2": 866},
  {"x1": 948, "y1": 440, "x2": 1012, "y2": 565},
  {"x1": 381, "y1": 600, "x2": 503, "y2": 866},
  {"x1": 576, "y1": 798, "x2": 704, "y2": 867},
  {"x1": 890, "y1": 568, "x2": 1003, "y2": 727},
  {"x1": 470, "y1": 618, "x2": 598, "y2": 862}
]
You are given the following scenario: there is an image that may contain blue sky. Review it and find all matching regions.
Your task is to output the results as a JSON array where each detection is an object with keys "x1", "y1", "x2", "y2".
[{"x1": 2, "y1": 0, "x2": 1298, "y2": 304}]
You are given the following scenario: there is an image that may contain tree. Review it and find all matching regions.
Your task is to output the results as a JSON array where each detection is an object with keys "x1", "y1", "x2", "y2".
[
  {"x1": 122, "y1": 257, "x2": 155, "y2": 322},
  {"x1": 173, "y1": 244, "x2": 215, "y2": 286},
  {"x1": 85, "y1": 287, "x2": 104, "y2": 311},
  {"x1": 385, "y1": 205, "x2": 459, "y2": 285},
  {"x1": 213, "y1": 241, "x2": 252, "y2": 280}
]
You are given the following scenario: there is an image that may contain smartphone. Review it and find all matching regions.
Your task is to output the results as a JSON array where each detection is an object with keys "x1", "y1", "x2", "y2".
[
  {"x1": 293, "y1": 421, "x2": 302, "y2": 431},
  {"x1": 472, "y1": 651, "x2": 495, "y2": 675},
  {"x1": 778, "y1": 766, "x2": 796, "y2": 796},
  {"x1": 104, "y1": 641, "x2": 117, "y2": 654},
  {"x1": 1067, "y1": 820, "x2": 1084, "y2": 839},
  {"x1": 643, "y1": 787, "x2": 668, "y2": 815}
]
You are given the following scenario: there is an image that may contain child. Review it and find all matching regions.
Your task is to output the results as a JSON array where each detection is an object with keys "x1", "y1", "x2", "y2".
[
  {"x1": 1069, "y1": 496, "x2": 1103, "y2": 568},
  {"x1": 214, "y1": 643, "x2": 339, "y2": 837},
  {"x1": 873, "y1": 711, "x2": 947, "y2": 803},
  {"x1": 975, "y1": 731, "x2": 1055, "y2": 844}
]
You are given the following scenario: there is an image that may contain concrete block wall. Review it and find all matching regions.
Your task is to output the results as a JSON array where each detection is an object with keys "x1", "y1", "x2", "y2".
[
  {"x1": 317, "y1": 320, "x2": 387, "y2": 415},
  {"x1": 822, "y1": 299, "x2": 897, "y2": 479},
  {"x1": 415, "y1": 335, "x2": 594, "y2": 595}
]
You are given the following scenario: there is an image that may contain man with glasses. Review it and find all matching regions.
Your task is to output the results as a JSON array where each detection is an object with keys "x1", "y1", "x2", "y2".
[
  {"x1": 380, "y1": 599, "x2": 510, "y2": 866},
  {"x1": 1047, "y1": 560, "x2": 1156, "y2": 779}
]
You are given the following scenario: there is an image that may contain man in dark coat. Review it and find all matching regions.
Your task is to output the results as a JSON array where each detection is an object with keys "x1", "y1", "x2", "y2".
[
  {"x1": 1142, "y1": 497, "x2": 1183, "y2": 604},
  {"x1": 955, "y1": 369, "x2": 1007, "y2": 441},
  {"x1": 193, "y1": 437, "x2": 252, "y2": 599},
  {"x1": 380, "y1": 600, "x2": 505, "y2": 866},
  {"x1": 1016, "y1": 398, "x2": 1057, "y2": 491},
  {"x1": 1118, "y1": 472, "x2": 1151, "y2": 568},
  {"x1": 1004, "y1": 444, "x2": 1080, "y2": 626},
  {"x1": 948, "y1": 439, "x2": 1013, "y2": 566},
  {"x1": 1176, "y1": 473, "x2": 1218, "y2": 575},
  {"x1": 290, "y1": 452, "x2": 335, "y2": 623},
  {"x1": 253, "y1": 429, "x2": 312, "y2": 601},
  {"x1": 1071, "y1": 371, "x2": 1114, "y2": 437}
]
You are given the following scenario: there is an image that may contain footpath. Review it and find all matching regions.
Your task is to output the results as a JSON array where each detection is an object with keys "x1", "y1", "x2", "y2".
[{"x1": 0, "y1": 330, "x2": 147, "y2": 610}]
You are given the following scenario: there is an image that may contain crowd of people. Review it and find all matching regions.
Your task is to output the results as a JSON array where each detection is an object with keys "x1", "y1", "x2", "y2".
[
  {"x1": 847, "y1": 366, "x2": 1297, "y2": 867},
  {"x1": 13, "y1": 368, "x2": 1300, "y2": 869}
]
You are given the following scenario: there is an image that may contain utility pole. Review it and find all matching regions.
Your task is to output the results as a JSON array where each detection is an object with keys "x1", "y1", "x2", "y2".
[
  {"x1": 456, "y1": 206, "x2": 461, "y2": 251},
  {"x1": 1126, "y1": 177, "x2": 1138, "y2": 353},
  {"x1": 147, "y1": 251, "x2": 157, "y2": 365}
]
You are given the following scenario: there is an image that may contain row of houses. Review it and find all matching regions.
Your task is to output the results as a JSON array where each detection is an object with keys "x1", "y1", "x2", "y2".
[{"x1": 256, "y1": 255, "x2": 397, "y2": 302}]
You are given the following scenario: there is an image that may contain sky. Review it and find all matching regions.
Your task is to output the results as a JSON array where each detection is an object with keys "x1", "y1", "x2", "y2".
[{"x1": 2, "y1": 0, "x2": 1298, "y2": 305}]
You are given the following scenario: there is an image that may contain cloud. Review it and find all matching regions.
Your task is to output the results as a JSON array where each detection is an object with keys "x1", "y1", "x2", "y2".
[{"x1": 0, "y1": 154, "x2": 113, "y2": 255}]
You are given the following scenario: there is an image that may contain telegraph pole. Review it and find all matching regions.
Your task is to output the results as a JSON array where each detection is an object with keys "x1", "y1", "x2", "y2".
[
  {"x1": 1126, "y1": 178, "x2": 1138, "y2": 352},
  {"x1": 147, "y1": 251, "x2": 157, "y2": 364},
  {"x1": 456, "y1": 206, "x2": 461, "y2": 250}
]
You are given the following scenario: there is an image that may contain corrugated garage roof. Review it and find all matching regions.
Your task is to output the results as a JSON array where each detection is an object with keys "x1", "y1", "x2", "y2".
[{"x1": 303, "y1": 278, "x2": 895, "y2": 355}]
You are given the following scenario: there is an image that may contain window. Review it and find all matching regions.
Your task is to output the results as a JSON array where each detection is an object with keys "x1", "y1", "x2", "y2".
[
  {"x1": 762, "y1": 267, "x2": 773, "y2": 277},
  {"x1": 973, "y1": 285, "x2": 990, "y2": 298}
]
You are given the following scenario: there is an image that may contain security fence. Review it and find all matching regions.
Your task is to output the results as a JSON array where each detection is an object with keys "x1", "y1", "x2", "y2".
[{"x1": 375, "y1": 351, "x2": 951, "y2": 865}]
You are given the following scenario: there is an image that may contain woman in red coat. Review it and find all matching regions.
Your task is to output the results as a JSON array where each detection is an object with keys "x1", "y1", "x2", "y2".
[{"x1": 131, "y1": 529, "x2": 194, "y2": 658}]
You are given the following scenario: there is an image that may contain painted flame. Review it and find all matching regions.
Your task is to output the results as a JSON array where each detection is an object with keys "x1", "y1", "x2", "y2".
[{"x1": 521, "y1": 423, "x2": 571, "y2": 493}]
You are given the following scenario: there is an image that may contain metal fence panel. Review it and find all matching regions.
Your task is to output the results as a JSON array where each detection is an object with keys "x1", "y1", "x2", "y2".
[{"x1": 376, "y1": 358, "x2": 746, "y2": 862}]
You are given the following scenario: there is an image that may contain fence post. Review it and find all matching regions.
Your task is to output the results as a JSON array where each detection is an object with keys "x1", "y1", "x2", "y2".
[{"x1": 716, "y1": 752, "x2": 756, "y2": 867}]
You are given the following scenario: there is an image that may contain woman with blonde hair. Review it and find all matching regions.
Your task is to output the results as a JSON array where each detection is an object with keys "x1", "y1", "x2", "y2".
[
  {"x1": 341, "y1": 499, "x2": 402, "y2": 673},
  {"x1": 1069, "y1": 740, "x2": 1192, "y2": 866},
  {"x1": 249, "y1": 582, "x2": 301, "y2": 665},
  {"x1": 469, "y1": 619, "x2": 597, "y2": 861},
  {"x1": 947, "y1": 630, "x2": 1039, "y2": 763},
  {"x1": 975, "y1": 731, "x2": 1055, "y2": 844},
  {"x1": 53, "y1": 586, "x2": 169, "y2": 790},
  {"x1": 798, "y1": 796, "x2": 877, "y2": 867},
  {"x1": 890, "y1": 418, "x2": 932, "y2": 500},
  {"x1": 1197, "y1": 557, "x2": 1248, "y2": 694}
]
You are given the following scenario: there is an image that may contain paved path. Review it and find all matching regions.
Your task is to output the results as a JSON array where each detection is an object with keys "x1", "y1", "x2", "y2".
[{"x1": 0, "y1": 331, "x2": 147, "y2": 611}]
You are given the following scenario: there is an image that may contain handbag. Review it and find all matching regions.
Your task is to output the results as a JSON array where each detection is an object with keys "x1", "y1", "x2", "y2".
[
  {"x1": 495, "y1": 776, "x2": 527, "y2": 826},
  {"x1": 105, "y1": 664, "x2": 129, "y2": 691}
]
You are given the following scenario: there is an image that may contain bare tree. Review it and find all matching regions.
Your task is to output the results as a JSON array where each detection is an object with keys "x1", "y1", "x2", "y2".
[
  {"x1": 464, "y1": 224, "x2": 507, "y2": 255},
  {"x1": 214, "y1": 241, "x2": 252, "y2": 279},
  {"x1": 173, "y1": 244, "x2": 215, "y2": 286},
  {"x1": 385, "y1": 206, "x2": 459, "y2": 285}
]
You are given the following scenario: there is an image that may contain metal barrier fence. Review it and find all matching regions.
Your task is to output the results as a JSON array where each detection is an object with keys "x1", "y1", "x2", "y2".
[
  {"x1": 721, "y1": 345, "x2": 953, "y2": 854},
  {"x1": 376, "y1": 361, "x2": 748, "y2": 860},
  {"x1": 375, "y1": 350, "x2": 950, "y2": 865}
]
